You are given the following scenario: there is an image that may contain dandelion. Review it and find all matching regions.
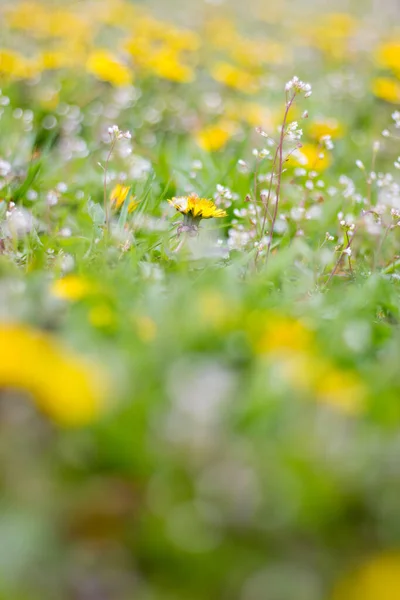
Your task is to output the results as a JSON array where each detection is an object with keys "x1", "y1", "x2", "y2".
[
  {"x1": 168, "y1": 193, "x2": 226, "y2": 235},
  {"x1": 0, "y1": 324, "x2": 108, "y2": 426},
  {"x1": 51, "y1": 274, "x2": 95, "y2": 301},
  {"x1": 86, "y1": 50, "x2": 133, "y2": 87},
  {"x1": 372, "y1": 77, "x2": 400, "y2": 104},
  {"x1": 331, "y1": 552, "x2": 400, "y2": 600},
  {"x1": 110, "y1": 184, "x2": 138, "y2": 212},
  {"x1": 196, "y1": 122, "x2": 236, "y2": 152}
]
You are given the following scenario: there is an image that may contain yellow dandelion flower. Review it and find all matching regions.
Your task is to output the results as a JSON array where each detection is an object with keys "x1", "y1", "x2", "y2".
[
  {"x1": 86, "y1": 50, "x2": 133, "y2": 87},
  {"x1": 315, "y1": 365, "x2": 365, "y2": 416},
  {"x1": 211, "y1": 62, "x2": 260, "y2": 94},
  {"x1": 110, "y1": 184, "x2": 130, "y2": 209},
  {"x1": 288, "y1": 143, "x2": 332, "y2": 172},
  {"x1": 146, "y1": 48, "x2": 195, "y2": 83},
  {"x1": 196, "y1": 122, "x2": 236, "y2": 152},
  {"x1": 110, "y1": 184, "x2": 138, "y2": 213},
  {"x1": 168, "y1": 194, "x2": 227, "y2": 220},
  {"x1": 161, "y1": 28, "x2": 201, "y2": 53},
  {"x1": 372, "y1": 77, "x2": 400, "y2": 104},
  {"x1": 309, "y1": 118, "x2": 344, "y2": 141},
  {"x1": 205, "y1": 17, "x2": 238, "y2": 50},
  {"x1": 331, "y1": 552, "x2": 400, "y2": 600},
  {"x1": 305, "y1": 13, "x2": 357, "y2": 60},
  {"x1": 51, "y1": 275, "x2": 94, "y2": 302},
  {"x1": 254, "y1": 314, "x2": 315, "y2": 356},
  {"x1": 134, "y1": 315, "x2": 157, "y2": 343},
  {"x1": 225, "y1": 102, "x2": 273, "y2": 130},
  {"x1": 375, "y1": 41, "x2": 400, "y2": 75},
  {"x1": 0, "y1": 324, "x2": 108, "y2": 426},
  {"x1": 0, "y1": 50, "x2": 40, "y2": 80}
]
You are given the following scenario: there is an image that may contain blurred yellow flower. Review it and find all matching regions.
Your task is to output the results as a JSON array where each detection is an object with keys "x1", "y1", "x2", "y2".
[
  {"x1": 111, "y1": 184, "x2": 129, "y2": 209},
  {"x1": 203, "y1": 17, "x2": 237, "y2": 51},
  {"x1": 135, "y1": 315, "x2": 157, "y2": 343},
  {"x1": 196, "y1": 122, "x2": 236, "y2": 152},
  {"x1": 0, "y1": 324, "x2": 107, "y2": 426},
  {"x1": 0, "y1": 49, "x2": 40, "y2": 80},
  {"x1": 97, "y1": 0, "x2": 138, "y2": 28},
  {"x1": 229, "y1": 39, "x2": 286, "y2": 70},
  {"x1": 146, "y1": 49, "x2": 195, "y2": 83},
  {"x1": 40, "y1": 45, "x2": 85, "y2": 71},
  {"x1": 226, "y1": 102, "x2": 273, "y2": 129},
  {"x1": 252, "y1": 313, "x2": 365, "y2": 415},
  {"x1": 51, "y1": 275, "x2": 94, "y2": 302},
  {"x1": 309, "y1": 118, "x2": 344, "y2": 141},
  {"x1": 211, "y1": 62, "x2": 260, "y2": 94},
  {"x1": 305, "y1": 13, "x2": 357, "y2": 60},
  {"x1": 7, "y1": 3, "x2": 90, "y2": 41},
  {"x1": 198, "y1": 291, "x2": 227, "y2": 330},
  {"x1": 289, "y1": 143, "x2": 332, "y2": 172},
  {"x1": 315, "y1": 365, "x2": 365, "y2": 415},
  {"x1": 255, "y1": 315, "x2": 315, "y2": 356},
  {"x1": 86, "y1": 50, "x2": 133, "y2": 86},
  {"x1": 372, "y1": 77, "x2": 400, "y2": 104},
  {"x1": 376, "y1": 41, "x2": 400, "y2": 75},
  {"x1": 110, "y1": 184, "x2": 138, "y2": 213},
  {"x1": 331, "y1": 552, "x2": 400, "y2": 600},
  {"x1": 168, "y1": 194, "x2": 227, "y2": 219},
  {"x1": 162, "y1": 28, "x2": 201, "y2": 53}
]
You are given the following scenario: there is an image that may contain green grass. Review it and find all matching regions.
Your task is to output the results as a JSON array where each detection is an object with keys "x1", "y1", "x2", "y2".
[{"x1": 1, "y1": 1, "x2": 400, "y2": 598}]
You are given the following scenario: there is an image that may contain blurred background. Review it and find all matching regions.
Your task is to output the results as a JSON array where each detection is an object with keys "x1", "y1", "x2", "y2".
[{"x1": 1, "y1": 1, "x2": 400, "y2": 599}]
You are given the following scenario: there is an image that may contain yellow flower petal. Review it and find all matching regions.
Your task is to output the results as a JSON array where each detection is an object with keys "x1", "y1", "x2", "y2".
[
  {"x1": 0, "y1": 324, "x2": 108, "y2": 426},
  {"x1": 51, "y1": 275, "x2": 94, "y2": 302},
  {"x1": 332, "y1": 552, "x2": 400, "y2": 600}
]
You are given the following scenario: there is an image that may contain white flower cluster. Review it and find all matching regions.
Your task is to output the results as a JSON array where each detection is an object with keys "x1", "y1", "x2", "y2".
[
  {"x1": 214, "y1": 184, "x2": 237, "y2": 209},
  {"x1": 392, "y1": 111, "x2": 400, "y2": 129},
  {"x1": 321, "y1": 135, "x2": 334, "y2": 150},
  {"x1": 108, "y1": 124, "x2": 132, "y2": 140},
  {"x1": 285, "y1": 76, "x2": 312, "y2": 98},
  {"x1": 286, "y1": 121, "x2": 303, "y2": 141}
]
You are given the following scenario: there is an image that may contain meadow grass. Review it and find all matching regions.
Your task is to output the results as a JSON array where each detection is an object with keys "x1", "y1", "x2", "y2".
[{"x1": 1, "y1": 1, "x2": 400, "y2": 598}]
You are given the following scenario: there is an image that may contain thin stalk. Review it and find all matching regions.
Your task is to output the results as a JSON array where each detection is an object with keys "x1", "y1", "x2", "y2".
[
  {"x1": 264, "y1": 93, "x2": 295, "y2": 266},
  {"x1": 324, "y1": 228, "x2": 357, "y2": 287},
  {"x1": 103, "y1": 138, "x2": 117, "y2": 233}
]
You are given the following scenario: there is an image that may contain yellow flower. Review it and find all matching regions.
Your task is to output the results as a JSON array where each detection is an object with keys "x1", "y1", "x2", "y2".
[
  {"x1": 372, "y1": 77, "x2": 400, "y2": 104},
  {"x1": 375, "y1": 41, "x2": 400, "y2": 75},
  {"x1": 251, "y1": 313, "x2": 364, "y2": 416},
  {"x1": 86, "y1": 50, "x2": 133, "y2": 87},
  {"x1": 0, "y1": 324, "x2": 108, "y2": 426},
  {"x1": 288, "y1": 143, "x2": 332, "y2": 172},
  {"x1": 51, "y1": 275, "x2": 94, "y2": 302},
  {"x1": 161, "y1": 28, "x2": 201, "y2": 53},
  {"x1": 110, "y1": 185, "x2": 138, "y2": 213},
  {"x1": 196, "y1": 122, "x2": 236, "y2": 152},
  {"x1": 211, "y1": 62, "x2": 260, "y2": 93},
  {"x1": 309, "y1": 118, "x2": 344, "y2": 141},
  {"x1": 226, "y1": 102, "x2": 273, "y2": 129},
  {"x1": 305, "y1": 13, "x2": 357, "y2": 60},
  {"x1": 146, "y1": 48, "x2": 195, "y2": 83},
  {"x1": 331, "y1": 552, "x2": 400, "y2": 600},
  {"x1": 315, "y1": 365, "x2": 365, "y2": 415},
  {"x1": 134, "y1": 315, "x2": 157, "y2": 343},
  {"x1": 0, "y1": 50, "x2": 40, "y2": 80},
  {"x1": 168, "y1": 194, "x2": 227, "y2": 219},
  {"x1": 252, "y1": 313, "x2": 314, "y2": 356},
  {"x1": 6, "y1": 4, "x2": 90, "y2": 40}
]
